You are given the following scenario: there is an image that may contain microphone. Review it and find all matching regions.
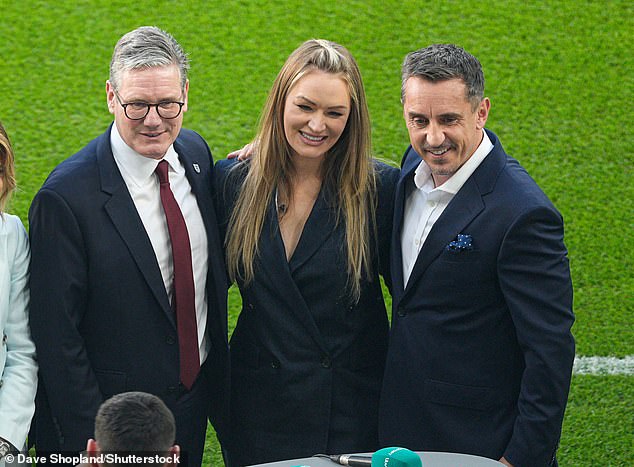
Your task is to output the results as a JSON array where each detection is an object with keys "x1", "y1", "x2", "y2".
[
  {"x1": 327, "y1": 454, "x2": 372, "y2": 466},
  {"x1": 324, "y1": 448, "x2": 421, "y2": 467},
  {"x1": 371, "y1": 447, "x2": 422, "y2": 467}
]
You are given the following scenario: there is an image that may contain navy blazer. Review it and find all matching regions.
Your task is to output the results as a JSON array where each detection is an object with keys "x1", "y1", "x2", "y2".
[
  {"x1": 28, "y1": 125, "x2": 229, "y2": 455},
  {"x1": 213, "y1": 159, "x2": 398, "y2": 466},
  {"x1": 379, "y1": 130, "x2": 575, "y2": 467}
]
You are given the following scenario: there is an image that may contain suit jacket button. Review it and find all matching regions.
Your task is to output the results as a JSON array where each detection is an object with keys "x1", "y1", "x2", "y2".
[
  {"x1": 397, "y1": 307, "x2": 406, "y2": 317},
  {"x1": 270, "y1": 359, "x2": 280, "y2": 369},
  {"x1": 166, "y1": 335, "x2": 176, "y2": 345},
  {"x1": 167, "y1": 385, "x2": 178, "y2": 393},
  {"x1": 321, "y1": 356, "x2": 331, "y2": 368}
]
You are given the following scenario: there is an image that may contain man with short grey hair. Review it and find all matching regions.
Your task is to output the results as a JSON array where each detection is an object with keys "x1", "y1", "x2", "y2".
[
  {"x1": 380, "y1": 44, "x2": 575, "y2": 466},
  {"x1": 29, "y1": 26, "x2": 229, "y2": 466}
]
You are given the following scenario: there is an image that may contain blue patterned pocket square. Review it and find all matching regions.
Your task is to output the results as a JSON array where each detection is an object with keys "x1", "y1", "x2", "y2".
[{"x1": 446, "y1": 234, "x2": 473, "y2": 252}]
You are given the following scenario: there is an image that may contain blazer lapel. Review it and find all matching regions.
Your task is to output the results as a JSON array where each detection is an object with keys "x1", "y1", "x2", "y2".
[
  {"x1": 402, "y1": 134, "x2": 505, "y2": 298},
  {"x1": 403, "y1": 180, "x2": 484, "y2": 297},
  {"x1": 288, "y1": 186, "x2": 336, "y2": 274},
  {"x1": 174, "y1": 136, "x2": 230, "y2": 346},
  {"x1": 97, "y1": 127, "x2": 174, "y2": 327},
  {"x1": 176, "y1": 144, "x2": 217, "y2": 264},
  {"x1": 257, "y1": 199, "x2": 330, "y2": 354},
  {"x1": 392, "y1": 147, "x2": 420, "y2": 297}
]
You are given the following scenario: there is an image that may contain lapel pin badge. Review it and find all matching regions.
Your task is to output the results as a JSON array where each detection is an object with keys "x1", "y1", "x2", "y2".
[{"x1": 192, "y1": 163, "x2": 201, "y2": 173}]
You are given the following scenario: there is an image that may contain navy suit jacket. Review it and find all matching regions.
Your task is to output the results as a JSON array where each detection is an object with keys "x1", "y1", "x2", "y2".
[
  {"x1": 379, "y1": 129, "x2": 575, "y2": 467},
  {"x1": 28, "y1": 125, "x2": 229, "y2": 454},
  {"x1": 213, "y1": 159, "x2": 398, "y2": 466}
]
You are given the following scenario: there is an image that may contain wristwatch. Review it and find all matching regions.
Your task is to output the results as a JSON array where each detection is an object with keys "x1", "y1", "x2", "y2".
[{"x1": 0, "y1": 439, "x2": 13, "y2": 460}]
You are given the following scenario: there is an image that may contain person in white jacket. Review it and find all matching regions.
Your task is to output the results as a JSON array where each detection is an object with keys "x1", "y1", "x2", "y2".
[{"x1": 0, "y1": 122, "x2": 37, "y2": 464}]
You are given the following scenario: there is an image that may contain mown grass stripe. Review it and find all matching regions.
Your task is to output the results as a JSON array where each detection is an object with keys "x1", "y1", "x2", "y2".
[{"x1": 573, "y1": 356, "x2": 634, "y2": 375}]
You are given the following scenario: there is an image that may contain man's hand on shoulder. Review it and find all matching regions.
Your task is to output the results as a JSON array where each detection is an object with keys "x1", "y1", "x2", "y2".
[{"x1": 227, "y1": 141, "x2": 256, "y2": 161}]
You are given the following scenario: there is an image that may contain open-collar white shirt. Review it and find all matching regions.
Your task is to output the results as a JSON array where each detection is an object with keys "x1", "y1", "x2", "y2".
[{"x1": 401, "y1": 130, "x2": 494, "y2": 286}]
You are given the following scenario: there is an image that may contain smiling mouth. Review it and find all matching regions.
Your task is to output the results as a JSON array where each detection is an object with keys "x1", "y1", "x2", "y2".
[
  {"x1": 426, "y1": 147, "x2": 451, "y2": 156},
  {"x1": 300, "y1": 131, "x2": 327, "y2": 142},
  {"x1": 142, "y1": 132, "x2": 163, "y2": 138}
]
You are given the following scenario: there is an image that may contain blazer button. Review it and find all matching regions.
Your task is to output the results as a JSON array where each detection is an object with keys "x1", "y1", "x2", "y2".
[
  {"x1": 397, "y1": 307, "x2": 406, "y2": 317},
  {"x1": 320, "y1": 355, "x2": 331, "y2": 368},
  {"x1": 270, "y1": 359, "x2": 280, "y2": 369},
  {"x1": 166, "y1": 335, "x2": 176, "y2": 345}
]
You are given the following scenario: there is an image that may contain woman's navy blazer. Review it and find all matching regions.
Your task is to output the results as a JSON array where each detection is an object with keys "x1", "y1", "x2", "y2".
[{"x1": 213, "y1": 158, "x2": 398, "y2": 466}]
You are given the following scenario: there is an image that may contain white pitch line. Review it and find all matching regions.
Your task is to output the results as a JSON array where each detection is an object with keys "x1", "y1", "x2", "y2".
[{"x1": 573, "y1": 355, "x2": 634, "y2": 375}]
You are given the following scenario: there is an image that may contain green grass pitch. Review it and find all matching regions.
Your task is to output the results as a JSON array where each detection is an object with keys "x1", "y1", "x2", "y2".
[{"x1": 1, "y1": 0, "x2": 631, "y2": 465}]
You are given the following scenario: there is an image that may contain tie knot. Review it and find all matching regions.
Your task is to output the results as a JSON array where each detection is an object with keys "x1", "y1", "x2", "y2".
[{"x1": 155, "y1": 160, "x2": 170, "y2": 184}]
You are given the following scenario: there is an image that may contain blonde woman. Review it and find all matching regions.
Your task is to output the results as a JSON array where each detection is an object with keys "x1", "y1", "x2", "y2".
[
  {"x1": 0, "y1": 122, "x2": 37, "y2": 464},
  {"x1": 213, "y1": 40, "x2": 398, "y2": 466}
]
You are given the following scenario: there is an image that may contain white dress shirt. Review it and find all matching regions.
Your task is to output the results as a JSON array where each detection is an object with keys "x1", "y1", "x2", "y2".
[
  {"x1": 111, "y1": 126, "x2": 209, "y2": 364},
  {"x1": 401, "y1": 130, "x2": 494, "y2": 286}
]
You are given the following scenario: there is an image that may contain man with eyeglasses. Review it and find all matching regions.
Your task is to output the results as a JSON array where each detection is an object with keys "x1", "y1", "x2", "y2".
[{"x1": 28, "y1": 27, "x2": 229, "y2": 467}]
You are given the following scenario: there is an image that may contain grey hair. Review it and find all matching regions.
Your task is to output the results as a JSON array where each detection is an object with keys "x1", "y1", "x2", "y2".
[
  {"x1": 109, "y1": 26, "x2": 189, "y2": 91},
  {"x1": 95, "y1": 391, "x2": 175, "y2": 454},
  {"x1": 401, "y1": 44, "x2": 485, "y2": 110}
]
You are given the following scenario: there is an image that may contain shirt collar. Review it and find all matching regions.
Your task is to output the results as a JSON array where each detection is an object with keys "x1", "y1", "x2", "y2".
[
  {"x1": 110, "y1": 124, "x2": 180, "y2": 186},
  {"x1": 413, "y1": 129, "x2": 494, "y2": 195}
]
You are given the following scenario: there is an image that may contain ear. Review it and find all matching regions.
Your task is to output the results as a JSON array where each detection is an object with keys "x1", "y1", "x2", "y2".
[
  {"x1": 164, "y1": 445, "x2": 180, "y2": 467},
  {"x1": 86, "y1": 438, "x2": 98, "y2": 453},
  {"x1": 86, "y1": 439, "x2": 101, "y2": 467},
  {"x1": 106, "y1": 81, "x2": 116, "y2": 115},
  {"x1": 182, "y1": 80, "x2": 190, "y2": 113},
  {"x1": 475, "y1": 97, "x2": 491, "y2": 130}
]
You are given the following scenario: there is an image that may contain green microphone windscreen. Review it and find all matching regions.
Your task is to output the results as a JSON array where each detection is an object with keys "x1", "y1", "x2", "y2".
[{"x1": 371, "y1": 447, "x2": 422, "y2": 467}]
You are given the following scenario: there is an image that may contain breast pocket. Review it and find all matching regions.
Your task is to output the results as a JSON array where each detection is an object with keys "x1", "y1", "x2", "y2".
[{"x1": 438, "y1": 249, "x2": 482, "y2": 264}]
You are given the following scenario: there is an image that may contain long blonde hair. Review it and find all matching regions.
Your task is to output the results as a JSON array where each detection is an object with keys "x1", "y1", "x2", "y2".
[
  {"x1": 0, "y1": 122, "x2": 17, "y2": 214},
  {"x1": 225, "y1": 39, "x2": 377, "y2": 301}
]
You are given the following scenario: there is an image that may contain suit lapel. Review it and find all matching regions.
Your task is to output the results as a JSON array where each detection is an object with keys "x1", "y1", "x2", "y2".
[
  {"x1": 392, "y1": 147, "x2": 420, "y2": 298},
  {"x1": 97, "y1": 127, "x2": 174, "y2": 327},
  {"x1": 176, "y1": 142, "x2": 216, "y2": 259},
  {"x1": 175, "y1": 136, "x2": 229, "y2": 345},
  {"x1": 259, "y1": 199, "x2": 293, "y2": 283},
  {"x1": 288, "y1": 186, "x2": 336, "y2": 273},
  {"x1": 402, "y1": 133, "x2": 506, "y2": 299},
  {"x1": 403, "y1": 180, "x2": 484, "y2": 296},
  {"x1": 257, "y1": 198, "x2": 330, "y2": 354}
]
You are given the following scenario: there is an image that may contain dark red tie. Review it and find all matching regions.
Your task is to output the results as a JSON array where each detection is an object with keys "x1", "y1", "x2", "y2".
[{"x1": 155, "y1": 160, "x2": 200, "y2": 390}]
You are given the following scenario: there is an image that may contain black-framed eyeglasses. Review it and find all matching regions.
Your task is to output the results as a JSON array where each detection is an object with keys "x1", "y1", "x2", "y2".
[{"x1": 114, "y1": 90, "x2": 185, "y2": 120}]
